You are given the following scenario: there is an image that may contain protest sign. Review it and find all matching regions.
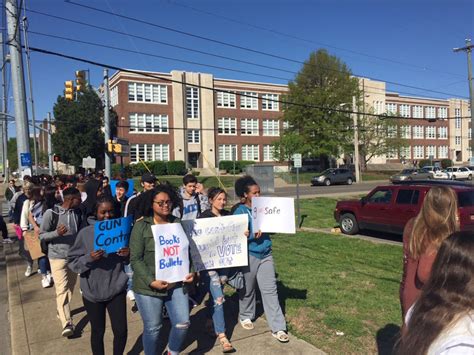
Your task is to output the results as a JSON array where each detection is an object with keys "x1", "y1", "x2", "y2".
[
  {"x1": 182, "y1": 214, "x2": 248, "y2": 271},
  {"x1": 94, "y1": 216, "x2": 133, "y2": 253},
  {"x1": 109, "y1": 179, "x2": 135, "y2": 198},
  {"x1": 23, "y1": 230, "x2": 45, "y2": 260},
  {"x1": 252, "y1": 196, "x2": 296, "y2": 234},
  {"x1": 152, "y1": 223, "x2": 190, "y2": 283}
]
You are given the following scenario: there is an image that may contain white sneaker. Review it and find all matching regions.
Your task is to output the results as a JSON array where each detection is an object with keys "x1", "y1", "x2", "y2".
[
  {"x1": 25, "y1": 265, "x2": 32, "y2": 277},
  {"x1": 127, "y1": 290, "x2": 135, "y2": 301},
  {"x1": 46, "y1": 273, "x2": 53, "y2": 285},
  {"x1": 41, "y1": 276, "x2": 51, "y2": 288},
  {"x1": 2, "y1": 238, "x2": 13, "y2": 244}
]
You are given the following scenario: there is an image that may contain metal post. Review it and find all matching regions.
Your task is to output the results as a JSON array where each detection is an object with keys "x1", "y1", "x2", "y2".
[
  {"x1": 0, "y1": 32, "x2": 8, "y2": 180},
  {"x1": 296, "y1": 166, "x2": 301, "y2": 227},
  {"x1": 6, "y1": 0, "x2": 30, "y2": 174},
  {"x1": 21, "y1": 4, "x2": 38, "y2": 173},
  {"x1": 103, "y1": 68, "x2": 111, "y2": 177},
  {"x1": 47, "y1": 112, "x2": 53, "y2": 176},
  {"x1": 352, "y1": 95, "x2": 361, "y2": 183}
]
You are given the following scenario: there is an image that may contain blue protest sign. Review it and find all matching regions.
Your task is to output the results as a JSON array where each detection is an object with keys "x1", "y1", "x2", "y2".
[
  {"x1": 94, "y1": 216, "x2": 133, "y2": 253},
  {"x1": 109, "y1": 179, "x2": 135, "y2": 198},
  {"x1": 20, "y1": 153, "x2": 32, "y2": 167}
]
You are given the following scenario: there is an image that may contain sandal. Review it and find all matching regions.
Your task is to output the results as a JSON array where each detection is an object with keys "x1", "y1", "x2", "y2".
[
  {"x1": 272, "y1": 330, "x2": 290, "y2": 343},
  {"x1": 218, "y1": 334, "x2": 234, "y2": 353},
  {"x1": 240, "y1": 318, "x2": 254, "y2": 330}
]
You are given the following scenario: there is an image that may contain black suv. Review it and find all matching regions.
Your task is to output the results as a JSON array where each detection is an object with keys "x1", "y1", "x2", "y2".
[{"x1": 311, "y1": 168, "x2": 356, "y2": 186}]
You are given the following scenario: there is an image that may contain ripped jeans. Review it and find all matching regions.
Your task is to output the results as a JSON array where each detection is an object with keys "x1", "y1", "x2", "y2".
[
  {"x1": 134, "y1": 286, "x2": 190, "y2": 355},
  {"x1": 201, "y1": 270, "x2": 226, "y2": 334}
]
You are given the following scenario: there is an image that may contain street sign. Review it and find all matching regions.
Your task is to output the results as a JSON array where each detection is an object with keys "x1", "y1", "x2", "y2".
[
  {"x1": 293, "y1": 153, "x2": 302, "y2": 168},
  {"x1": 20, "y1": 153, "x2": 32, "y2": 167},
  {"x1": 82, "y1": 156, "x2": 96, "y2": 169}
]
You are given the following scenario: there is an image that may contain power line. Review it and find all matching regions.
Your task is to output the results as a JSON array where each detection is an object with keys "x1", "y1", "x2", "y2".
[
  {"x1": 63, "y1": 1, "x2": 469, "y2": 99},
  {"x1": 26, "y1": 45, "x2": 471, "y2": 122}
]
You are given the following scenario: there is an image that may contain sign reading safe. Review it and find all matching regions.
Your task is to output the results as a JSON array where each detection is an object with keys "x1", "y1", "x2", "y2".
[
  {"x1": 252, "y1": 196, "x2": 296, "y2": 234},
  {"x1": 94, "y1": 216, "x2": 133, "y2": 253}
]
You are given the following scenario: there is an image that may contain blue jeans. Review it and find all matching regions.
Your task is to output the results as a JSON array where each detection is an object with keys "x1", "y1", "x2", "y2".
[
  {"x1": 124, "y1": 263, "x2": 133, "y2": 292},
  {"x1": 134, "y1": 286, "x2": 190, "y2": 354},
  {"x1": 38, "y1": 256, "x2": 50, "y2": 275},
  {"x1": 201, "y1": 270, "x2": 226, "y2": 334}
]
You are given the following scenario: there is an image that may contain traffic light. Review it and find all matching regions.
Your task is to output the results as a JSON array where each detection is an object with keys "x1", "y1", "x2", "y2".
[
  {"x1": 64, "y1": 80, "x2": 74, "y2": 101},
  {"x1": 75, "y1": 70, "x2": 86, "y2": 92}
]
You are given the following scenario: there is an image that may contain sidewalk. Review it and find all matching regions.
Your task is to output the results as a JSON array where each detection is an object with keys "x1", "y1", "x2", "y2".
[{"x1": 2, "y1": 220, "x2": 324, "y2": 354}]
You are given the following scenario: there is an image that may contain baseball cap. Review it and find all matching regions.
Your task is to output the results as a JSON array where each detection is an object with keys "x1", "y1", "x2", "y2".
[{"x1": 141, "y1": 173, "x2": 157, "y2": 183}]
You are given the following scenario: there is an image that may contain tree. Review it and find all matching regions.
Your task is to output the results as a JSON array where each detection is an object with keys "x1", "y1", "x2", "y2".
[
  {"x1": 279, "y1": 49, "x2": 359, "y2": 160},
  {"x1": 52, "y1": 88, "x2": 117, "y2": 168},
  {"x1": 7, "y1": 137, "x2": 37, "y2": 172}
]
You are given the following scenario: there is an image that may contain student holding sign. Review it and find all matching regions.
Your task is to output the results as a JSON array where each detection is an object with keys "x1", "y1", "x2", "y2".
[
  {"x1": 232, "y1": 176, "x2": 289, "y2": 343},
  {"x1": 68, "y1": 196, "x2": 129, "y2": 355},
  {"x1": 130, "y1": 184, "x2": 194, "y2": 355}
]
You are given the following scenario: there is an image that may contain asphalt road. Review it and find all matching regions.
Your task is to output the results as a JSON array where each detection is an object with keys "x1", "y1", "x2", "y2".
[{"x1": 273, "y1": 181, "x2": 383, "y2": 198}]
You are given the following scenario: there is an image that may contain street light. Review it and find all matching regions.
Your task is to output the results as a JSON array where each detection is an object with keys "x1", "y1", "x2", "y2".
[{"x1": 339, "y1": 99, "x2": 361, "y2": 183}]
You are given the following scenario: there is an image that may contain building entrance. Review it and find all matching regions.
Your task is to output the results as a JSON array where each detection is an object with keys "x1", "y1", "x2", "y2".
[{"x1": 188, "y1": 152, "x2": 200, "y2": 168}]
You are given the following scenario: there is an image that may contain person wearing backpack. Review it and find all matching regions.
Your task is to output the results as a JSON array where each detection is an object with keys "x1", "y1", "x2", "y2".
[
  {"x1": 172, "y1": 174, "x2": 209, "y2": 221},
  {"x1": 40, "y1": 187, "x2": 83, "y2": 337}
]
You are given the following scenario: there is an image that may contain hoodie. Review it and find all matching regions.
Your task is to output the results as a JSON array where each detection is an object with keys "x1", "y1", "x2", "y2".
[
  {"x1": 39, "y1": 204, "x2": 80, "y2": 259},
  {"x1": 81, "y1": 179, "x2": 102, "y2": 218},
  {"x1": 68, "y1": 217, "x2": 128, "y2": 302},
  {"x1": 172, "y1": 189, "x2": 209, "y2": 221}
]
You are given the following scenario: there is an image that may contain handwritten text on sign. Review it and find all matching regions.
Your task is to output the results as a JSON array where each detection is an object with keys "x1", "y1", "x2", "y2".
[
  {"x1": 152, "y1": 223, "x2": 190, "y2": 283},
  {"x1": 252, "y1": 196, "x2": 296, "y2": 234},
  {"x1": 94, "y1": 216, "x2": 133, "y2": 253},
  {"x1": 182, "y1": 214, "x2": 248, "y2": 271}
]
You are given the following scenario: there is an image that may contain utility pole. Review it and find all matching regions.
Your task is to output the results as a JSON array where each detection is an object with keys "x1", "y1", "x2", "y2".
[
  {"x1": 0, "y1": 32, "x2": 8, "y2": 180},
  {"x1": 352, "y1": 95, "x2": 361, "y2": 183},
  {"x1": 454, "y1": 39, "x2": 474, "y2": 158},
  {"x1": 6, "y1": 0, "x2": 31, "y2": 174},
  {"x1": 103, "y1": 68, "x2": 111, "y2": 177},
  {"x1": 47, "y1": 112, "x2": 53, "y2": 176}
]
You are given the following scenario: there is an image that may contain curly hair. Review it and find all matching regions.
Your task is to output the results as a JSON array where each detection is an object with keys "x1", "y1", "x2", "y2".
[
  {"x1": 137, "y1": 182, "x2": 180, "y2": 218},
  {"x1": 234, "y1": 175, "x2": 258, "y2": 198}
]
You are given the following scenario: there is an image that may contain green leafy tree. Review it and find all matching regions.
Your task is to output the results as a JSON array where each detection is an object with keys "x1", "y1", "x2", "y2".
[
  {"x1": 272, "y1": 131, "x2": 308, "y2": 168},
  {"x1": 7, "y1": 137, "x2": 38, "y2": 171},
  {"x1": 52, "y1": 88, "x2": 117, "y2": 168},
  {"x1": 280, "y1": 49, "x2": 359, "y2": 160}
]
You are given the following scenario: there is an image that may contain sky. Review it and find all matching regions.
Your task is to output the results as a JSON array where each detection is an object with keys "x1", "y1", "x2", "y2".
[{"x1": 3, "y1": 0, "x2": 474, "y2": 137}]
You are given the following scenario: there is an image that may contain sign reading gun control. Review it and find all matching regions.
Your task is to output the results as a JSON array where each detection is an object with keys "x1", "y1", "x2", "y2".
[
  {"x1": 94, "y1": 216, "x2": 133, "y2": 253},
  {"x1": 152, "y1": 223, "x2": 190, "y2": 283},
  {"x1": 252, "y1": 196, "x2": 296, "y2": 234}
]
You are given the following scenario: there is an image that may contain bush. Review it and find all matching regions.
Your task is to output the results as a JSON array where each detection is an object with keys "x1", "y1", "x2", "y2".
[
  {"x1": 111, "y1": 163, "x2": 132, "y2": 178},
  {"x1": 440, "y1": 159, "x2": 453, "y2": 169},
  {"x1": 239, "y1": 160, "x2": 256, "y2": 173},
  {"x1": 131, "y1": 163, "x2": 148, "y2": 177},
  {"x1": 418, "y1": 159, "x2": 431, "y2": 168},
  {"x1": 219, "y1": 160, "x2": 238, "y2": 173},
  {"x1": 167, "y1": 160, "x2": 187, "y2": 175},
  {"x1": 148, "y1": 161, "x2": 167, "y2": 176}
]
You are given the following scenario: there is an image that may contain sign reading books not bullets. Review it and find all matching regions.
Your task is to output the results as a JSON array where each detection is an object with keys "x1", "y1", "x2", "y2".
[
  {"x1": 251, "y1": 196, "x2": 296, "y2": 234},
  {"x1": 182, "y1": 214, "x2": 249, "y2": 272},
  {"x1": 152, "y1": 223, "x2": 190, "y2": 283}
]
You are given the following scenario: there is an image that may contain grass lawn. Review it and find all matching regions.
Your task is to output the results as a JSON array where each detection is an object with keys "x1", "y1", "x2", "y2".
[
  {"x1": 271, "y1": 231, "x2": 403, "y2": 353},
  {"x1": 132, "y1": 175, "x2": 237, "y2": 189}
]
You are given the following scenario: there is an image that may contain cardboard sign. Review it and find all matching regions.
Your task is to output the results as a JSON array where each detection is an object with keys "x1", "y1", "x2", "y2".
[
  {"x1": 94, "y1": 216, "x2": 133, "y2": 253},
  {"x1": 23, "y1": 230, "x2": 45, "y2": 260},
  {"x1": 252, "y1": 197, "x2": 296, "y2": 234},
  {"x1": 182, "y1": 214, "x2": 248, "y2": 271},
  {"x1": 110, "y1": 179, "x2": 135, "y2": 198},
  {"x1": 152, "y1": 223, "x2": 190, "y2": 283}
]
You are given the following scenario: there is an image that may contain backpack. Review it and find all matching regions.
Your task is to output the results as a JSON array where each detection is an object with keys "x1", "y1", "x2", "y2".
[{"x1": 40, "y1": 206, "x2": 83, "y2": 254}]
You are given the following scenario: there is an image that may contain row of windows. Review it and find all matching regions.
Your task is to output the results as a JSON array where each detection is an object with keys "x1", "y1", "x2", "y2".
[
  {"x1": 128, "y1": 83, "x2": 168, "y2": 104},
  {"x1": 218, "y1": 118, "x2": 280, "y2": 136},
  {"x1": 407, "y1": 126, "x2": 448, "y2": 139},
  {"x1": 385, "y1": 103, "x2": 448, "y2": 119},
  {"x1": 130, "y1": 144, "x2": 170, "y2": 163},
  {"x1": 387, "y1": 145, "x2": 450, "y2": 159},
  {"x1": 217, "y1": 91, "x2": 279, "y2": 111},
  {"x1": 218, "y1": 144, "x2": 276, "y2": 162}
]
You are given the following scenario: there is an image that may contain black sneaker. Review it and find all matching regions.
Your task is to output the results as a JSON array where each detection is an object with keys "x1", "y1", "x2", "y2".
[
  {"x1": 61, "y1": 323, "x2": 74, "y2": 337},
  {"x1": 131, "y1": 302, "x2": 139, "y2": 314}
]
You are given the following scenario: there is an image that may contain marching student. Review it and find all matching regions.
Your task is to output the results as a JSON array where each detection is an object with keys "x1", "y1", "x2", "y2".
[
  {"x1": 114, "y1": 180, "x2": 129, "y2": 217},
  {"x1": 68, "y1": 195, "x2": 129, "y2": 355},
  {"x1": 130, "y1": 184, "x2": 194, "y2": 355},
  {"x1": 232, "y1": 175, "x2": 289, "y2": 343},
  {"x1": 172, "y1": 174, "x2": 209, "y2": 221}
]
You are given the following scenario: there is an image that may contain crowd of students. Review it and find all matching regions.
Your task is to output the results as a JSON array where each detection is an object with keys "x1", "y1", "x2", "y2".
[{"x1": 2, "y1": 172, "x2": 289, "y2": 355}]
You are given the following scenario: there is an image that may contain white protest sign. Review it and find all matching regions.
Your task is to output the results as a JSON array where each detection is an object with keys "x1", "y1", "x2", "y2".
[
  {"x1": 152, "y1": 223, "x2": 190, "y2": 283},
  {"x1": 182, "y1": 214, "x2": 248, "y2": 272},
  {"x1": 252, "y1": 196, "x2": 296, "y2": 234}
]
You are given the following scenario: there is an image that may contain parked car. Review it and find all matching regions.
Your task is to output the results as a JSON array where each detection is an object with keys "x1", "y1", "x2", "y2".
[
  {"x1": 334, "y1": 181, "x2": 474, "y2": 235},
  {"x1": 310, "y1": 168, "x2": 356, "y2": 186},
  {"x1": 432, "y1": 169, "x2": 450, "y2": 180},
  {"x1": 390, "y1": 168, "x2": 433, "y2": 183},
  {"x1": 445, "y1": 166, "x2": 473, "y2": 180}
]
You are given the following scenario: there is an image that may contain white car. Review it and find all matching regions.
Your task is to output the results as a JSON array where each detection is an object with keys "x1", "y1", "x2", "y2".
[
  {"x1": 433, "y1": 170, "x2": 450, "y2": 179},
  {"x1": 445, "y1": 167, "x2": 473, "y2": 180}
]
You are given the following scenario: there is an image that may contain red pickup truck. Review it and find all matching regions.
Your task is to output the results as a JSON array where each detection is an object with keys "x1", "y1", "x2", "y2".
[{"x1": 334, "y1": 182, "x2": 474, "y2": 235}]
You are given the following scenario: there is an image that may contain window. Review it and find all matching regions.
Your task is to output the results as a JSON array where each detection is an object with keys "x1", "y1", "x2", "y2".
[
  {"x1": 469, "y1": 128, "x2": 472, "y2": 139},
  {"x1": 438, "y1": 146, "x2": 448, "y2": 158},
  {"x1": 426, "y1": 126, "x2": 436, "y2": 139},
  {"x1": 386, "y1": 103, "x2": 397, "y2": 114},
  {"x1": 262, "y1": 120, "x2": 280, "y2": 136},
  {"x1": 241, "y1": 119, "x2": 259, "y2": 136},
  {"x1": 400, "y1": 146, "x2": 411, "y2": 159},
  {"x1": 110, "y1": 86, "x2": 118, "y2": 107},
  {"x1": 396, "y1": 190, "x2": 420, "y2": 205},
  {"x1": 240, "y1": 91, "x2": 258, "y2": 110},
  {"x1": 283, "y1": 121, "x2": 291, "y2": 130},
  {"x1": 399, "y1": 104, "x2": 410, "y2": 117},
  {"x1": 426, "y1": 145, "x2": 436, "y2": 158},
  {"x1": 129, "y1": 114, "x2": 168, "y2": 133},
  {"x1": 386, "y1": 148, "x2": 398, "y2": 159},
  {"x1": 455, "y1": 117, "x2": 462, "y2": 129},
  {"x1": 127, "y1": 82, "x2": 167, "y2": 103},
  {"x1": 401, "y1": 126, "x2": 411, "y2": 139},
  {"x1": 387, "y1": 126, "x2": 397, "y2": 138},
  {"x1": 368, "y1": 189, "x2": 393, "y2": 204},
  {"x1": 216, "y1": 91, "x2": 236, "y2": 108},
  {"x1": 425, "y1": 106, "x2": 436, "y2": 120},
  {"x1": 438, "y1": 127, "x2": 448, "y2": 139},
  {"x1": 241, "y1": 145, "x2": 259, "y2": 161},
  {"x1": 218, "y1": 144, "x2": 237, "y2": 161},
  {"x1": 261, "y1": 93, "x2": 279, "y2": 111},
  {"x1": 414, "y1": 145, "x2": 424, "y2": 159},
  {"x1": 438, "y1": 107, "x2": 448, "y2": 119},
  {"x1": 186, "y1": 86, "x2": 199, "y2": 119},
  {"x1": 413, "y1": 105, "x2": 423, "y2": 118},
  {"x1": 130, "y1": 144, "x2": 169, "y2": 162},
  {"x1": 187, "y1": 130, "x2": 200, "y2": 143},
  {"x1": 455, "y1": 108, "x2": 461, "y2": 117},
  {"x1": 217, "y1": 117, "x2": 237, "y2": 135},
  {"x1": 373, "y1": 101, "x2": 384, "y2": 115},
  {"x1": 455, "y1": 136, "x2": 461, "y2": 145},
  {"x1": 263, "y1": 145, "x2": 276, "y2": 161},
  {"x1": 413, "y1": 125, "x2": 424, "y2": 139}
]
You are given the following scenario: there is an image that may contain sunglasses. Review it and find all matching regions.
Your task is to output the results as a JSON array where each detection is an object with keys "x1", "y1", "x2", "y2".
[{"x1": 153, "y1": 200, "x2": 172, "y2": 207}]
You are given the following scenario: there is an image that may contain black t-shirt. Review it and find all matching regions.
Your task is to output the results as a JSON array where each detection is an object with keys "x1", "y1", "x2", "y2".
[{"x1": 198, "y1": 209, "x2": 230, "y2": 219}]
